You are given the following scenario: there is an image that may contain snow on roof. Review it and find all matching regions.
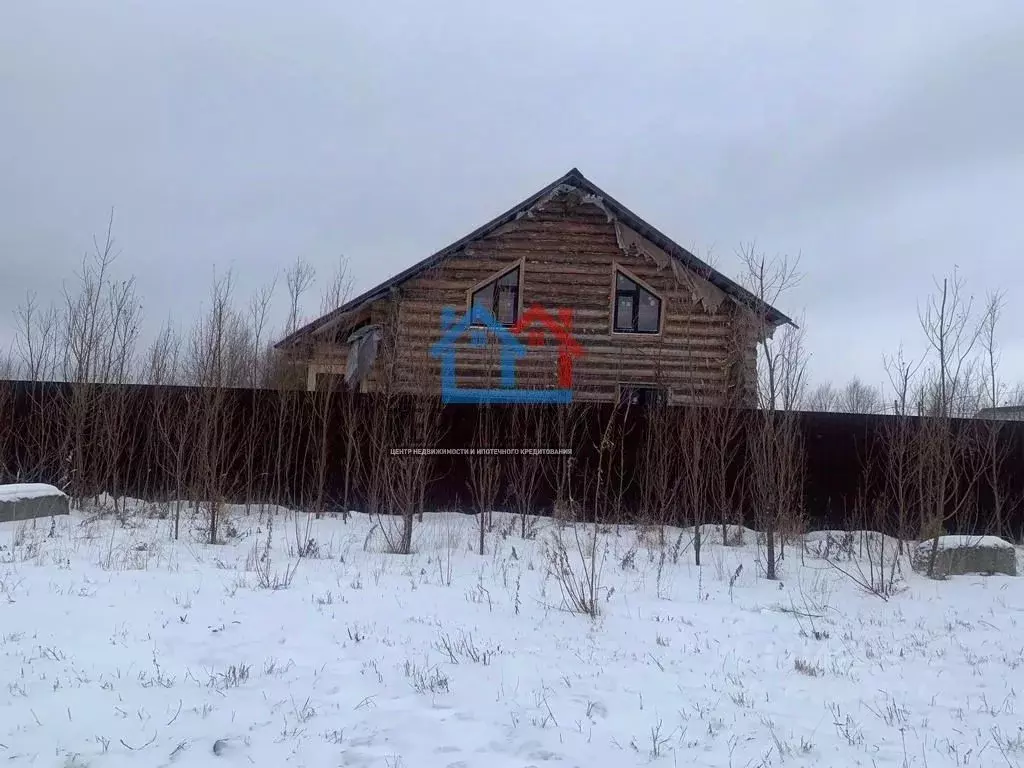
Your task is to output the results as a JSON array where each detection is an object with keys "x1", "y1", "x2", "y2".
[{"x1": 0, "y1": 483, "x2": 66, "y2": 503}]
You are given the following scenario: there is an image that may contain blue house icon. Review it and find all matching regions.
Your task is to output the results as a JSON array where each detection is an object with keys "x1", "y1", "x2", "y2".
[{"x1": 429, "y1": 305, "x2": 573, "y2": 404}]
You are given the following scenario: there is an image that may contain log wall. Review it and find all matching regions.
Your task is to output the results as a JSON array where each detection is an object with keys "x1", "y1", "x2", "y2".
[{"x1": 305, "y1": 189, "x2": 758, "y2": 404}]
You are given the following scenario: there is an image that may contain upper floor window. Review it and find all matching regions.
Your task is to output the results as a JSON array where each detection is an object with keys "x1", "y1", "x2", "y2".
[
  {"x1": 613, "y1": 270, "x2": 661, "y2": 333},
  {"x1": 471, "y1": 265, "x2": 521, "y2": 326}
]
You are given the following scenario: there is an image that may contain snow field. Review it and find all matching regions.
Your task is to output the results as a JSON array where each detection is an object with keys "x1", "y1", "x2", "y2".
[{"x1": 1, "y1": 506, "x2": 1023, "y2": 768}]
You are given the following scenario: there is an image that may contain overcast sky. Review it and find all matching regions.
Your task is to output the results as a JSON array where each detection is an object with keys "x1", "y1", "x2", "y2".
[{"x1": 2, "y1": 1, "x2": 1023, "y2": 395}]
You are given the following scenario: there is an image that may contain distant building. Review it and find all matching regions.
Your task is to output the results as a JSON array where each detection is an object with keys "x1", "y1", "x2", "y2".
[{"x1": 975, "y1": 405, "x2": 1024, "y2": 421}]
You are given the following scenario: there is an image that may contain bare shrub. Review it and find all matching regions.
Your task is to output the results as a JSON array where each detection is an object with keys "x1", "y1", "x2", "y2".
[
  {"x1": 793, "y1": 658, "x2": 822, "y2": 677},
  {"x1": 208, "y1": 663, "x2": 251, "y2": 690},
  {"x1": 543, "y1": 524, "x2": 605, "y2": 618},
  {"x1": 249, "y1": 543, "x2": 299, "y2": 590},
  {"x1": 434, "y1": 630, "x2": 496, "y2": 665},
  {"x1": 823, "y1": 534, "x2": 905, "y2": 601},
  {"x1": 288, "y1": 513, "x2": 328, "y2": 559},
  {"x1": 403, "y1": 659, "x2": 449, "y2": 694}
]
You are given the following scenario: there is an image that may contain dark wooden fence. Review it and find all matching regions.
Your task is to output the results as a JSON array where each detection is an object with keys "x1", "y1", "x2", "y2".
[{"x1": 1, "y1": 380, "x2": 1022, "y2": 538}]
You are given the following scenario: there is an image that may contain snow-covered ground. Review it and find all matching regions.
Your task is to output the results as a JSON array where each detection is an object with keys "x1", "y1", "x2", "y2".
[{"x1": 1, "y1": 506, "x2": 1023, "y2": 768}]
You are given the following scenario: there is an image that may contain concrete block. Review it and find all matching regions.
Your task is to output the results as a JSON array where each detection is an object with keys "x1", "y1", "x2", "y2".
[
  {"x1": 0, "y1": 484, "x2": 70, "y2": 523},
  {"x1": 912, "y1": 535, "x2": 1016, "y2": 578}
]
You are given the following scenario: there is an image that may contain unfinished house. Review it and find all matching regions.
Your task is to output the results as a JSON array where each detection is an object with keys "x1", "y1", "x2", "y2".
[{"x1": 275, "y1": 168, "x2": 792, "y2": 405}]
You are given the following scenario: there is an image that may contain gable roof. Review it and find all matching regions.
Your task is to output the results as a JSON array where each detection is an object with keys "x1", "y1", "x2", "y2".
[{"x1": 276, "y1": 168, "x2": 794, "y2": 348}]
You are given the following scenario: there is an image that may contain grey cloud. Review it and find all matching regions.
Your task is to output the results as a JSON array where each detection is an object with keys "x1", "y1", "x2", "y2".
[{"x1": 2, "y1": 1, "x2": 1023, "y2": 392}]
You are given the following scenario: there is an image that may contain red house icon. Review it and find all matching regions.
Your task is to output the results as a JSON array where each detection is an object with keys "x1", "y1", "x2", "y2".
[{"x1": 511, "y1": 306, "x2": 586, "y2": 389}]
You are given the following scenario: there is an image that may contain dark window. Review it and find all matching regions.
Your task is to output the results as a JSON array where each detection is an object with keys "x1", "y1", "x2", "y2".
[
  {"x1": 614, "y1": 272, "x2": 660, "y2": 333},
  {"x1": 618, "y1": 386, "x2": 666, "y2": 407},
  {"x1": 471, "y1": 266, "x2": 520, "y2": 326}
]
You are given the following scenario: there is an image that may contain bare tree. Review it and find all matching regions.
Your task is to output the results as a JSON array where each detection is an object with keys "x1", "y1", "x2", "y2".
[
  {"x1": 737, "y1": 245, "x2": 806, "y2": 580},
  {"x1": 52, "y1": 215, "x2": 147, "y2": 511},
  {"x1": 737, "y1": 245, "x2": 803, "y2": 412},
  {"x1": 15, "y1": 293, "x2": 59, "y2": 382},
  {"x1": 0, "y1": 352, "x2": 14, "y2": 380},
  {"x1": 806, "y1": 382, "x2": 838, "y2": 412},
  {"x1": 93, "y1": 273, "x2": 143, "y2": 516},
  {"x1": 0, "y1": 368, "x2": 13, "y2": 482},
  {"x1": 468, "y1": 402, "x2": 503, "y2": 555},
  {"x1": 286, "y1": 258, "x2": 316, "y2": 340},
  {"x1": 879, "y1": 346, "x2": 924, "y2": 545},
  {"x1": 389, "y1": 383, "x2": 443, "y2": 554},
  {"x1": 638, "y1": 396, "x2": 681, "y2": 545},
  {"x1": 1005, "y1": 381, "x2": 1024, "y2": 407},
  {"x1": 320, "y1": 256, "x2": 355, "y2": 317},
  {"x1": 542, "y1": 400, "x2": 588, "y2": 522},
  {"x1": 145, "y1": 321, "x2": 182, "y2": 386},
  {"x1": 707, "y1": 319, "x2": 750, "y2": 547},
  {"x1": 746, "y1": 405, "x2": 805, "y2": 580},
  {"x1": 186, "y1": 271, "x2": 241, "y2": 543},
  {"x1": 916, "y1": 271, "x2": 983, "y2": 419},
  {"x1": 506, "y1": 405, "x2": 545, "y2": 538},
  {"x1": 339, "y1": 376, "x2": 362, "y2": 514},
  {"x1": 154, "y1": 390, "x2": 198, "y2": 539},
  {"x1": 914, "y1": 273, "x2": 986, "y2": 576},
  {"x1": 838, "y1": 377, "x2": 882, "y2": 414},
  {"x1": 239, "y1": 280, "x2": 276, "y2": 514},
  {"x1": 352, "y1": 299, "x2": 414, "y2": 552},
  {"x1": 974, "y1": 291, "x2": 1014, "y2": 537},
  {"x1": 679, "y1": 402, "x2": 714, "y2": 564},
  {"x1": 267, "y1": 259, "x2": 317, "y2": 521},
  {"x1": 60, "y1": 220, "x2": 118, "y2": 505},
  {"x1": 12, "y1": 293, "x2": 64, "y2": 485},
  {"x1": 304, "y1": 263, "x2": 355, "y2": 522},
  {"x1": 775, "y1": 320, "x2": 809, "y2": 412}
]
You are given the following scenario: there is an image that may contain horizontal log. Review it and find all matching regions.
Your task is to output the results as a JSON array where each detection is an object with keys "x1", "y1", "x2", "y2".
[
  {"x1": 394, "y1": 338, "x2": 727, "y2": 360},
  {"x1": 391, "y1": 362, "x2": 727, "y2": 382},
  {"x1": 406, "y1": 275, "x2": 701, "y2": 297},
  {"x1": 395, "y1": 322, "x2": 732, "y2": 345},
  {"x1": 472, "y1": 236, "x2": 618, "y2": 253},
  {"x1": 387, "y1": 350, "x2": 728, "y2": 369},
  {"x1": 395, "y1": 298, "x2": 726, "y2": 322}
]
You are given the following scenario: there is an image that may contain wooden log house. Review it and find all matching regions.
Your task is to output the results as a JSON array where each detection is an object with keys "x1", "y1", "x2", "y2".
[{"x1": 275, "y1": 169, "x2": 792, "y2": 406}]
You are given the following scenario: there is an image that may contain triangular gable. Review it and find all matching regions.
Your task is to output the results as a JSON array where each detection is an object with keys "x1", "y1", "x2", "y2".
[{"x1": 277, "y1": 168, "x2": 793, "y2": 349}]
